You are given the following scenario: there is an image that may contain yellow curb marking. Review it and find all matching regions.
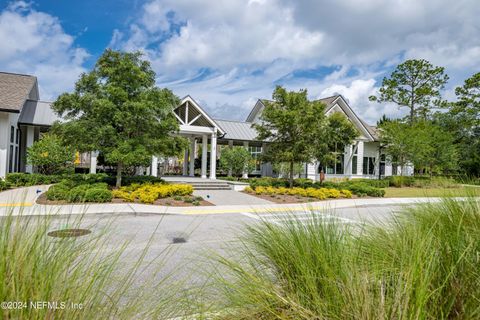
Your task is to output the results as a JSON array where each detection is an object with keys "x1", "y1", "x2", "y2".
[
  {"x1": 183, "y1": 205, "x2": 330, "y2": 215},
  {"x1": 0, "y1": 202, "x2": 34, "y2": 207}
]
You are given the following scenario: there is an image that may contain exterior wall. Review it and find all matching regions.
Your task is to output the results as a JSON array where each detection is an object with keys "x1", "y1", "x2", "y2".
[{"x1": 0, "y1": 112, "x2": 21, "y2": 178}]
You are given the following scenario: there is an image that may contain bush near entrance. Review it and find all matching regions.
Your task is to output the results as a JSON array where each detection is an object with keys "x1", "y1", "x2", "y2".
[{"x1": 112, "y1": 183, "x2": 193, "y2": 204}]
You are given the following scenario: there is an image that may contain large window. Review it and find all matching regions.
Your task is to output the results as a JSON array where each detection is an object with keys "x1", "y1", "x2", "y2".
[
  {"x1": 363, "y1": 157, "x2": 375, "y2": 175},
  {"x1": 320, "y1": 143, "x2": 344, "y2": 175},
  {"x1": 249, "y1": 146, "x2": 262, "y2": 172},
  {"x1": 352, "y1": 145, "x2": 358, "y2": 174}
]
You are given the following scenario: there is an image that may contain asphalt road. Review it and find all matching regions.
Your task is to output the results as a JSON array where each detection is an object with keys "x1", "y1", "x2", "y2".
[{"x1": 42, "y1": 204, "x2": 409, "y2": 288}]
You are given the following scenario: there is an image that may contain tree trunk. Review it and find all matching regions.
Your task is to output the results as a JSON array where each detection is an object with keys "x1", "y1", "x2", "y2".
[
  {"x1": 116, "y1": 162, "x2": 123, "y2": 187},
  {"x1": 289, "y1": 161, "x2": 294, "y2": 187}
]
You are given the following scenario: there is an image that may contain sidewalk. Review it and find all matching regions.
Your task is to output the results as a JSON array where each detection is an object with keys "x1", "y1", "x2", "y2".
[{"x1": 0, "y1": 193, "x2": 463, "y2": 217}]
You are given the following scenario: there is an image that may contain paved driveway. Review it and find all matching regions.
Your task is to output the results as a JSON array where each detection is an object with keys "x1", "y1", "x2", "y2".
[{"x1": 193, "y1": 189, "x2": 273, "y2": 205}]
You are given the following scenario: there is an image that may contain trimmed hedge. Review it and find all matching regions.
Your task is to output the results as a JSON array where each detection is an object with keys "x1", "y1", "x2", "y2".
[
  {"x1": 46, "y1": 180, "x2": 112, "y2": 203},
  {"x1": 5, "y1": 173, "x2": 164, "y2": 188},
  {"x1": 0, "y1": 179, "x2": 8, "y2": 191},
  {"x1": 247, "y1": 177, "x2": 386, "y2": 198}
]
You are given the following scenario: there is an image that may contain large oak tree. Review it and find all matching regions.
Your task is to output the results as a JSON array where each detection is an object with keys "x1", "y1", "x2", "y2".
[{"x1": 52, "y1": 50, "x2": 186, "y2": 186}]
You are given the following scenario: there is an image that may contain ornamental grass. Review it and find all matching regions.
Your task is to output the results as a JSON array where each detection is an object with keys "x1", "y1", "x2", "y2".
[{"x1": 193, "y1": 195, "x2": 480, "y2": 319}]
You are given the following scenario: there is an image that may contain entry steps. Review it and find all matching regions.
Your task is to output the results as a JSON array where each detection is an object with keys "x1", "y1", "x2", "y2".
[{"x1": 176, "y1": 181, "x2": 232, "y2": 190}]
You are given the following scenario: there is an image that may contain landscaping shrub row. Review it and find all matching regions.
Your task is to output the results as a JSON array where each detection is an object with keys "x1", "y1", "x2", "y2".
[
  {"x1": 46, "y1": 180, "x2": 112, "y2": 203},
  {"x1": 245, "y1": 186, "x2": 352, "y2": 200},
  {"x1": 112, "y1": 183, "x2": 193, "y2": 204},
  {"x1": 248, "y1": 177, "x2": 385, "y2": 197},
  {"x1": 4, "y1": 172, "x2": 164, "y2": 188}
]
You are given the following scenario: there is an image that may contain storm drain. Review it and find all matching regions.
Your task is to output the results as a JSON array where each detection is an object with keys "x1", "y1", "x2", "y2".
[
  {"x1": 47, "y1": 229, "x2": 91, "y2": 238},
  {"x1": 172, "y1": 237, "x2": 187, "y2": 244}
]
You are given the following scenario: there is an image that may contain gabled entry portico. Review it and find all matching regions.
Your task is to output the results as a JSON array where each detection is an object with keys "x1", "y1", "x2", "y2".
[{"x1": 151, "y1": 96, "x2": 225, "y2": 179}]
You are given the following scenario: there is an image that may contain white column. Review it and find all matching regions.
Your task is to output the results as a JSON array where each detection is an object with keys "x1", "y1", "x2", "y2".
[
  {"x1": 228, "y1": 140, "x2": 233, "y2": 177},
  {"x1": 0, "y1": 115, "x2": 8, "y2": 178},
  {"x1": 90, "y1": 151, "x2": 98, "y2": 174},
  {"x1": 357, "y1": 141, "x2": 364, "y2": 175},
  {"x1": 151, "y1": 155, "x2": 158, "y2": 177},
  {"x1": 189, "y1": 137, "x2": 196, "y2": 177},
  {"x1": 182, "y1": 148, "x2": 188, "y2": 176},
  {"x1": 344, "y1": 144, "x2": 353, "y2": 175},
  {"x1": 242, "y1": 141, "x2": 249, "y2": 179},
  {"x1": 209, "y1": 129, "x2": 217, "y2": 179},
  {"x1": 201, "y1": 135, "x2": 208, "y2": 178},
  {"x1": 25, "y1": 126, "x2": 35, "y2": 173}
]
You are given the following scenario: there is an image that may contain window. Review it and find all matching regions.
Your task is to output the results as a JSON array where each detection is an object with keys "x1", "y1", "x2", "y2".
[
  {"x1": 320, "y1": 143, "x2": 344, "y2": 175},
  {"x1": 10, "y1": 126, "x2": 14, "y2": 143},
  {"x1": 8, "y1": 145, "x2": 13, "y2": 173},
  {"x1": 249, "y1": 146, "x2": 262, "y2": 172},
  {"x1": 363, "y1": 157, "x2": 376, "y2": 175},
  {"x1": 379, "y1": 154, "x2": 386, "y2": 176},
  {"x1": 16, "y1": 128, "x2": 20, "y2": 144},
  {"x1": 14, "y1": 146, "x2": 18, "y2": 172},
  {"x1": 351, "y1": 144, "x2": 358, "y2": 174}
]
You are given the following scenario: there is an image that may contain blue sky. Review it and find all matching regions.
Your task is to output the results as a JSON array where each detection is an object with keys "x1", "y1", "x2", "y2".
[{"x1": 0, "y1": 0, "x2": 479, "y2": 123}]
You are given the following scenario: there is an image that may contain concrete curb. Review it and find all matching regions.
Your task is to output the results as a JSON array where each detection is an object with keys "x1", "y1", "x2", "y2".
[{"x1": 0, "y1": 197, "x2": 473, "y2": 217}]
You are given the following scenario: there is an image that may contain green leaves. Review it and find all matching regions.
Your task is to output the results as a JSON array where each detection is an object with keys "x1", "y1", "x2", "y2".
[
  {"x1": 51, "y1": 49, "x2": 186, "y2": 185},
  {"x1": 254, "y1": 86, "x2": 358, "y2": 185},
  {"x1": 370, "y1": 59, "x2": 449, "y2": 123},
  {"x1": 27, "y1": 133, "x2": 75, "y2": 175},
  {"x1": 219, "y1": 147, "x2": 254, "y2": 177}
]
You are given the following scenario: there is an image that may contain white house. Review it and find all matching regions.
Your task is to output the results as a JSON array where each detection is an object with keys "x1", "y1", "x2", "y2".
[{"x1": 0, "y1": 71, "x2": 412, "y2": 180}]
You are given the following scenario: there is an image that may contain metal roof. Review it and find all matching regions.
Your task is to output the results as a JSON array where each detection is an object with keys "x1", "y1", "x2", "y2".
[
  {"x1": 214, "y1": 119, "x2": 259, "y2": 141},
  {"x1": 18, "y1": 100, "x2": 60, "y2": 126},
  {"x1": 0, "y1": 72, "x2": 37, "y2": 112}
]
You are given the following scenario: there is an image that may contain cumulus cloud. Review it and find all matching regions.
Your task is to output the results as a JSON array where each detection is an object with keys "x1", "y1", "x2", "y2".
[
  {"x1": 0, "y1": 2, "x2": 88, "y2": 100},
  {"x1": 320, "y1": 79, "x2": 408, "y2": 124},
  {"x1": 109, "y1": 0, "x2": 479, "y2": 122}
]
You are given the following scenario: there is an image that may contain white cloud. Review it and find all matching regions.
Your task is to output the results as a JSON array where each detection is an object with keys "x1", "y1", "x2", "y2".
[
  {"x1": 321, "y1": 79, "x2": 408, "y2": 124},
  {"x1": 108, "y1": 0, "x2": 480, "y2": 122},
  {"x1": 0, "y1": 2, "x2": 88, "y2": 100}
]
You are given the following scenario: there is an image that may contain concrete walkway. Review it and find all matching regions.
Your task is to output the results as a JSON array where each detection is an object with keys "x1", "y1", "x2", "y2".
[
  {"x1": 0, "y1": 185, "x2": 49, "y2": 207},
  {"x1": 193, "y1": 189, "x2": 273, "y2": 205}
]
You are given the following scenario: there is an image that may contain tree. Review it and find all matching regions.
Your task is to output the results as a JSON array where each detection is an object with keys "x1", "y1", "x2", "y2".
[
  {"x1": 409, "y1": 121, "x2": 458, "y2": 176},
  {"x1": 378, "y1": 120, "x2": 412, "y2": 176},
  {"x1": 27, "y1": 134, "x2": 75, "y2": 175},
  {"x1": 52, "y1": 50, "x2": 186, "y2": 186},
  {"x1": 321, "y1": 112, "x2": 360, "y2": 167},
  {"x1": 254, "y1": 86, "x2": 358, "y2": 187},
  {"x1": 369, "y1": 59, "x2": 449, "y2": 124},
  {"x1": 219, "y1": 147, "x2": 254, "y2": 178},
  {"x1": 442, "y1": 72, "x2": 480, "y2": 176},
  {"x1": 379, "y1": 120, "x2": 458, "y2": 176}
]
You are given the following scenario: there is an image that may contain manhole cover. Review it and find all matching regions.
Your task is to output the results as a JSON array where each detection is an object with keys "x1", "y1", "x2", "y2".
[
  {"x1": 47, "y1": 229, "x2": 91, "y2": 238},
  {"x1": 172, "y1": 237, "x2": 187, "y2": 244}
]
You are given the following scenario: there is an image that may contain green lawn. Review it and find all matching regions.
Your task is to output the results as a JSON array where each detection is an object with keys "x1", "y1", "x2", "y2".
[{"x1": 384, "y1": 186, "x2": 480, "y2": 197}]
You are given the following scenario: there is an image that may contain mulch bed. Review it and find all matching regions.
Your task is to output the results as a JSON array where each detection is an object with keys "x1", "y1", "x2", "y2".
[{"x1": 36, "y1": 193, "x2": 214, "y2": 206}]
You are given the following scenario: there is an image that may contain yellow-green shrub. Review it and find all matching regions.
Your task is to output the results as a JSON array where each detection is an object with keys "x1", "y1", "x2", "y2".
[
  {"x1": 247, "y1": 186, "x2": 352, "y2": 200},
  {"x1": 113, "y1": 183, "x2": 194, "y2": 204}
]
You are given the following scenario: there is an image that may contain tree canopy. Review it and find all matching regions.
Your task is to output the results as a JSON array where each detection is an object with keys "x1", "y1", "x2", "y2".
[
  {"x1": 52, "y1": 49, "x2": 186, "y2": 186},
  {"x1": 370, "y1": 59, "x2": 449, "y2": 124},
  {"x1": 254, "y1": 86, "x2": 358, "y2": 186}
]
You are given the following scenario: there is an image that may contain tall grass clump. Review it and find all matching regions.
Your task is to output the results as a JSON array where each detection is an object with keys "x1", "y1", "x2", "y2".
[
  {"x1": 0, "y1": 209, "x2": 179, "y2": 319},
  {"x1": 206, "y1": 196, "x2": 480, "y2": 319}
]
